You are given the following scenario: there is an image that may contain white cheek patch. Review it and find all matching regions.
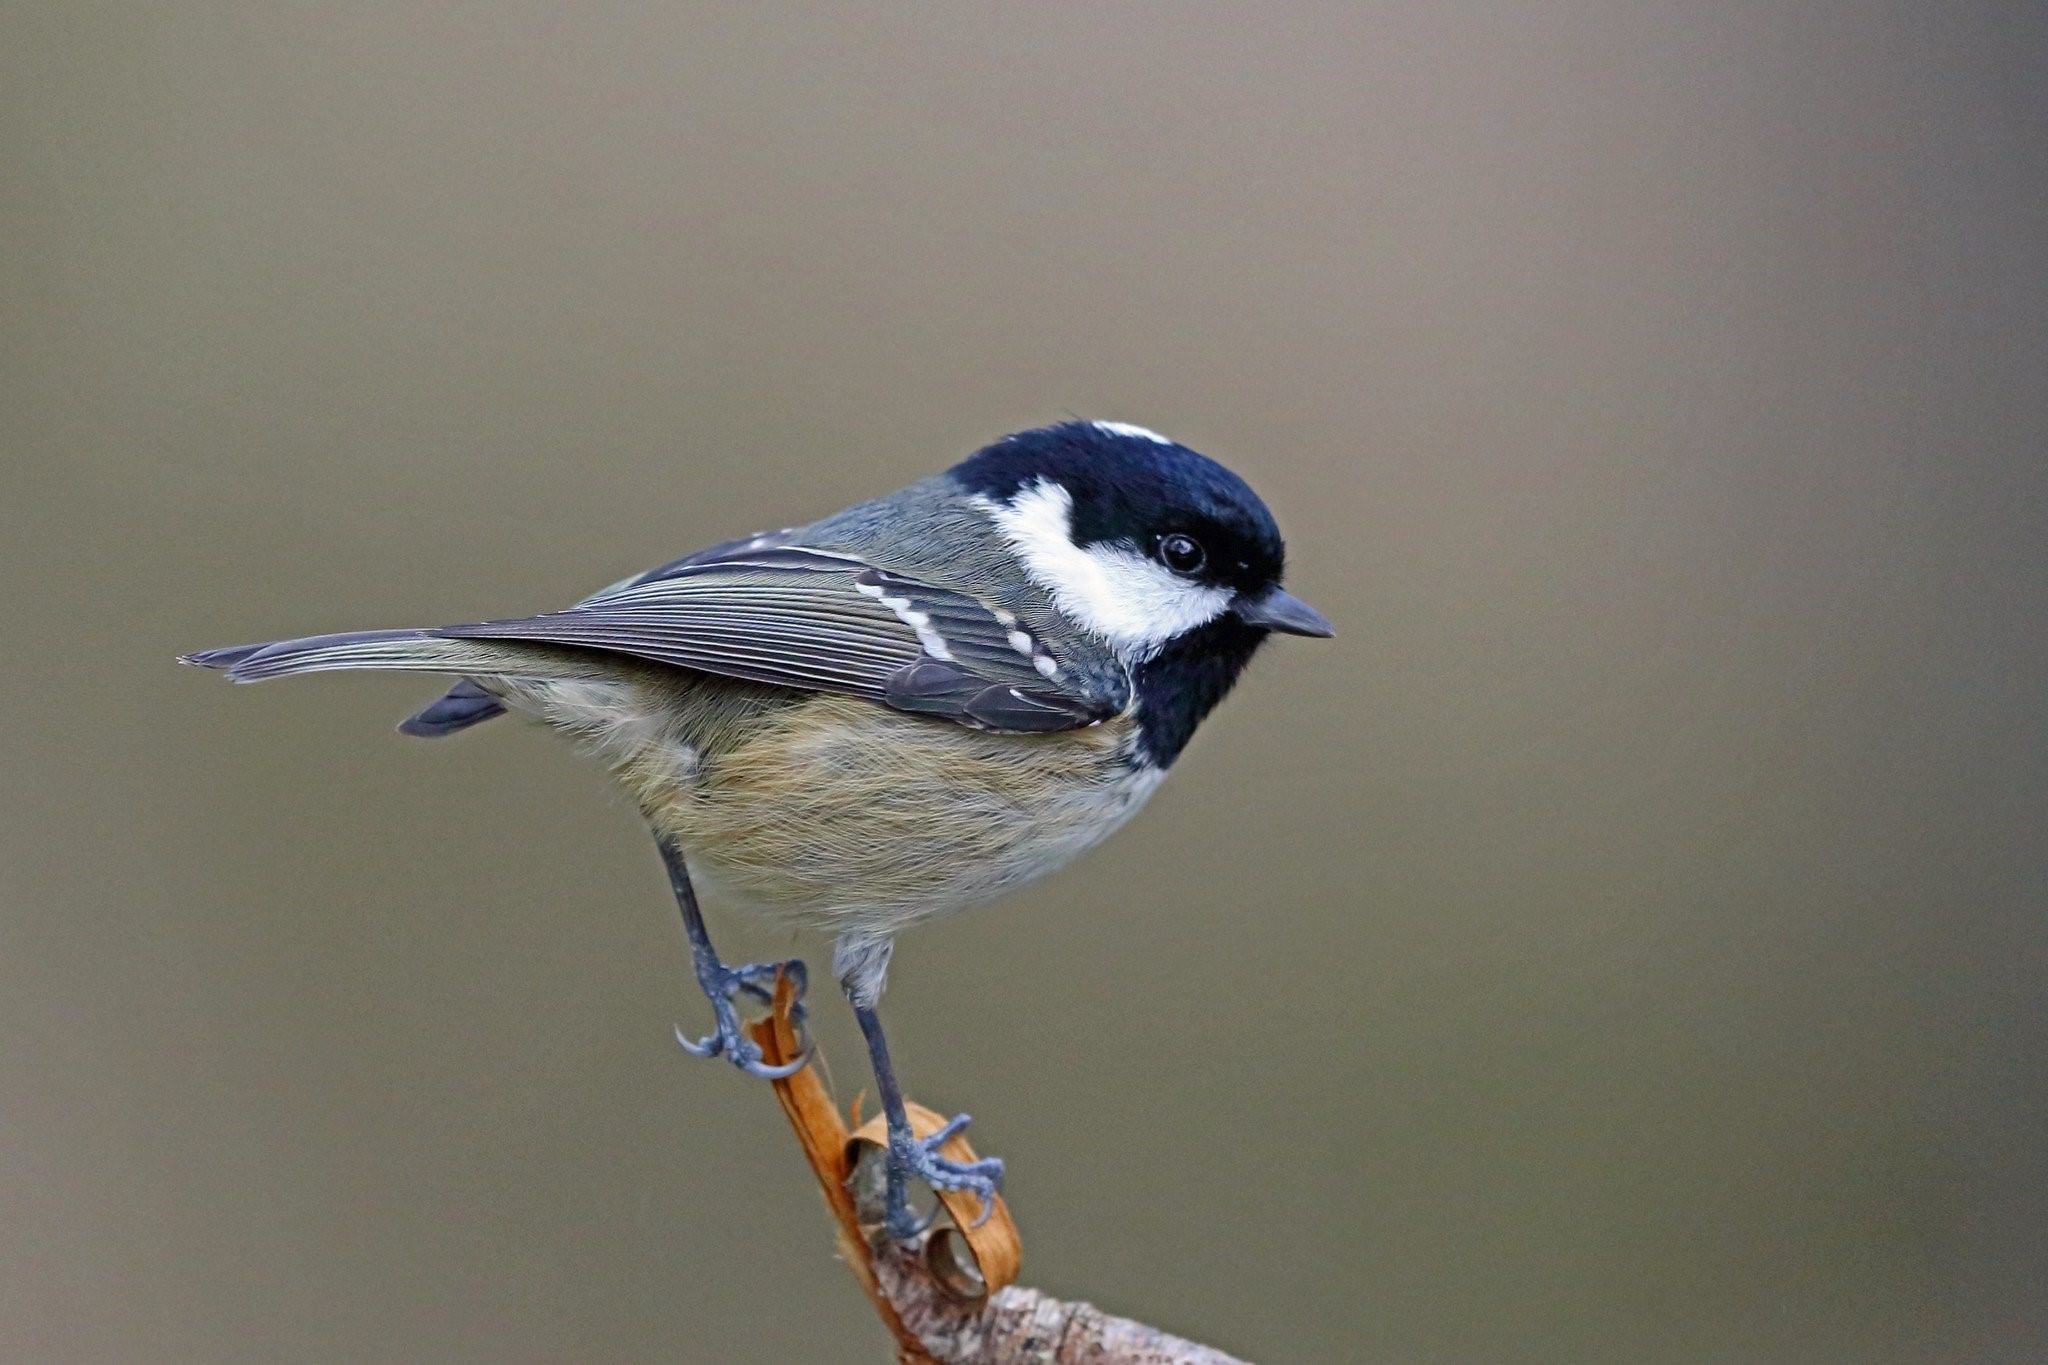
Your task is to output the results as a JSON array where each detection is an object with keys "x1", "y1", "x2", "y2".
[{"x1": 976, "y1": 479, "x2": 1234, "y2": 661}]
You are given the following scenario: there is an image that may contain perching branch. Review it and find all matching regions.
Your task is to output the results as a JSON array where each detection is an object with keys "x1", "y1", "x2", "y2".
[{"x1": 748, "y1": 975, "x2": 1249, "y2": 1364}]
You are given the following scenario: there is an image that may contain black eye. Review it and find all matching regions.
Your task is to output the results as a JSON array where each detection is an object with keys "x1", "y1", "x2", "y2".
[{"x1": 1157, "y1": 533, "x2": 1206, "y2": 574}]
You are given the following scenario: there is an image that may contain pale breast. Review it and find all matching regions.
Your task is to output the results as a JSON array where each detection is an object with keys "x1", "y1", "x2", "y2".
[{"x1": 626, "y1": 691, "x2": 1164, "y2": 937}]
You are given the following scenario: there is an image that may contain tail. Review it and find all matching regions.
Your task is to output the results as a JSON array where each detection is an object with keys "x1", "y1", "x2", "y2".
[
  {"x1": 396, "y1": 679, "x2": 507, "y2": 737},
  {"x1": 181, "y1": 628, "x2": 605, "y2": 731},
  {"x1": 182, "y1": 629, "x2": 472, "y2": 681}
]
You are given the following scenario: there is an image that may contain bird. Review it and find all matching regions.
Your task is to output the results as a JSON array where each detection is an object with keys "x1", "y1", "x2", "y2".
[{"x1": 183, "y1": 419, "x2": 1332, "y2": 1241}]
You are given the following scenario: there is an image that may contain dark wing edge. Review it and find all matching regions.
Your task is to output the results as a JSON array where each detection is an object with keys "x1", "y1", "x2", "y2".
[{"x1": 882, "y1": 659, "x2": 1107, "y2": 731}]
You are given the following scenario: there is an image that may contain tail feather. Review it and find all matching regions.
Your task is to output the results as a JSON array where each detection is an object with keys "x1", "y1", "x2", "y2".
[
  {"x1": 181, "y1": 642, "x2": 270, "y2": 670},
  {"x1": 183, "y1": 628, "x2": 450, "y2": 681},
  {"x1": 180, "y1": 627, "x2": 605, "y2": 685},
  {"x1": 397, "y1": 679, "x2": 507, "y2": 737}
]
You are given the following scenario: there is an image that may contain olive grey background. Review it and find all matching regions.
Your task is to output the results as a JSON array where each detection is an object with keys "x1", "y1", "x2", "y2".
[{"x1": 4, "y1": 4, "x2": 2044, "y2": 1362}]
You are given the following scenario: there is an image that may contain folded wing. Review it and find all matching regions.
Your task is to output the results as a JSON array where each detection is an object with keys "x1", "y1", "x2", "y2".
[{"x1": 438, "y1": 544, "x2": 1122, "y2": 733}]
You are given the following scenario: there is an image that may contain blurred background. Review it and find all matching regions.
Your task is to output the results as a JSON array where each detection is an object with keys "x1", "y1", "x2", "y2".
[{"x1": 4, "y1": 4, "x2": 2044, "y2": 1361}]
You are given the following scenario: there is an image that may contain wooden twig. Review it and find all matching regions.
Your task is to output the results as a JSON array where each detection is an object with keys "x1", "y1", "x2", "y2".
[{"x1": 748, "y1": 974, "x2": 1249, "y2": 1364}]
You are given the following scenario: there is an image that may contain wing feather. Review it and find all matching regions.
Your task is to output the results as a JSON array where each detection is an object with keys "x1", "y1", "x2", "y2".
[{"x1": 433, "y1": 544, "x2": 1122, "y2": 732}]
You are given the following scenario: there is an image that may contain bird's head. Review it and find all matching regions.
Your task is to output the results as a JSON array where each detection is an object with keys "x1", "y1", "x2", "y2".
[
  {"x1": 951, "y1": 420, "x2": 1330, "y2": 763},
  {"x1": 952, "y1": 419, "x2": 1331, "y2": 660}
]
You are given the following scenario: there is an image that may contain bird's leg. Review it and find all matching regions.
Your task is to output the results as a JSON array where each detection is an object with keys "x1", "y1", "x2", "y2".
[
  {"x1": 656, "y1": 834, "x2": 809, "y2": 1079},
  {"x1": 837, "y1": 934, "x2": 1004, "y2": 1241}
]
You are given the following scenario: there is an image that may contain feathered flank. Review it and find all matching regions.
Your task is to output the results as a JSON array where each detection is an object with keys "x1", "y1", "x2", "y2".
[{"x1": 627, "y1": 692, "x2": 1164, "y2": 938}]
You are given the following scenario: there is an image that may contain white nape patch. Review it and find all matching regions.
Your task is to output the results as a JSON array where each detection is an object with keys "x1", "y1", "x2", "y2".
[
  {"x1": 1093, "y1": 420, "x2": 1174, "y2": 445},
  {"x1": 855, "y1": 579, "x2": 953, "y2": 660},
  {"x1": 974, "y1": 479, "x2": 1234, "y2": 662}
]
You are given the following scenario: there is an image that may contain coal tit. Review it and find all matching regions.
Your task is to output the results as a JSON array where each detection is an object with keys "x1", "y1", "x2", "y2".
[{"x1": 185, "y1": 419, "x2": 1331, "y2": 1240}]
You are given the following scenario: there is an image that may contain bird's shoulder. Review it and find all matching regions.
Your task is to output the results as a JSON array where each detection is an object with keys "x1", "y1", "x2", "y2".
[{"x1": 792, "y1": 478, "x2": 1130, "y2": 689}]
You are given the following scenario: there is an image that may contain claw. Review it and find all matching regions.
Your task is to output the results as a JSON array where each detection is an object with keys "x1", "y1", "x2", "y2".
[
  {"x1": 674, "y1": 1019, "x2": 722, "y2": 1059},
  {"x1": 675, "y1": 958, "x2": 811, "y2": 1079},
  {"x1": 880, "y1": 1111, "x2": 1006, "y2": 1240}
]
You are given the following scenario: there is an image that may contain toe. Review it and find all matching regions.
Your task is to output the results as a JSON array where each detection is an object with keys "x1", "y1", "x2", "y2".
[{"x1": 926, "y1": 1112, "x2": 973, "y2": 1146}]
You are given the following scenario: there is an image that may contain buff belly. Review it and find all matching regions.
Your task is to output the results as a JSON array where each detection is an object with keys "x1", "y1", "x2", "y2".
[{"x1": 503, "y1": 676, "x2": 1163, "y2": 938}]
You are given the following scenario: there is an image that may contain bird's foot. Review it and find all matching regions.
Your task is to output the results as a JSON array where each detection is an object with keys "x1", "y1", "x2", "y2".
[
  {"x1": 675, "y1": 957, "x2": 811, "y2": 1079},
  {"x1": 881, "y1": 1112, "x2": 1005, "y2": 1242}
]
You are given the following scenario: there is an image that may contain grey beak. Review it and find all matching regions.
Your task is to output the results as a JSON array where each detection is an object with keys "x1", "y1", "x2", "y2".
[{"x1": 1235, "y1": 586, "x2": 1334, "y2": 637}]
